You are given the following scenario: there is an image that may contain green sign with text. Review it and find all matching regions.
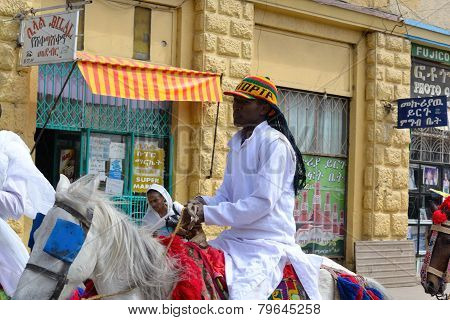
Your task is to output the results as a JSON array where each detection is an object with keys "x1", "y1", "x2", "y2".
[{"x1": 412, "y1": 43, "x2": 450, "y2": 66}]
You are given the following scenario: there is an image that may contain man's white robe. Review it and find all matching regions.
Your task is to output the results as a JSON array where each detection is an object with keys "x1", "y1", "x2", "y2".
[
  {"x1": 0, "y1": 131, "x2": 55, "y2": 296},
  {"x1": 202, "y1": 121, "x2": 323, "y2": 300}
]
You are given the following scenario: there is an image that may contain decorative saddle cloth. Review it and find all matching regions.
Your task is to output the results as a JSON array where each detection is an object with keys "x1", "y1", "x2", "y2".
[{"x1": 161, "y1": 236, "x2": 309, "y2": 300}]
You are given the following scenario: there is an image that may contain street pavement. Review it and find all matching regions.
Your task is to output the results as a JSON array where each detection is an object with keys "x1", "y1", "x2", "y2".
[{"x1": 386, "y1": 283, "x2": 448, "y2": 300}]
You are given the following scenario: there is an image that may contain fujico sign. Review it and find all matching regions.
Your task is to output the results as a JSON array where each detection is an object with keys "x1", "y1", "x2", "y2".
[{"x1": 19, "y1": 11, "x2": 79, "y2": 66}]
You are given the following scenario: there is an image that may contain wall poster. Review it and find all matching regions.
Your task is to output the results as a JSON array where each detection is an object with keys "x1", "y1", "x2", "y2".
[
  {"x1": 59, "y1": 149, "x2": 76, "y2": 182},
  {"x1": 294, "y1": 155, "x2": 347, "y2": 257},
  {"x1": 132, "y1": 140, "x2": 165, "y2": 193}
]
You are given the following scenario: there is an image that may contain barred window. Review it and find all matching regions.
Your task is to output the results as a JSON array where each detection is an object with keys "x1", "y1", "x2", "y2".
[
  {"x1": 280, "y1": 88, "x2": 349, "y2": 258},
  {"x1": 278, "y1": 89, "x2": 349, "y2": 158}
]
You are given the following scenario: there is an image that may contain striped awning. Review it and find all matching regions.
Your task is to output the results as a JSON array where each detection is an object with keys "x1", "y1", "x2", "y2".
[{"x1": 76, "y1": 52, "x2": 222, "y2": 102}]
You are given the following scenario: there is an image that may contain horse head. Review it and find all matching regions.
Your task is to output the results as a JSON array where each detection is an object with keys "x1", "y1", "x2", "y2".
[
  {"x1": 13, "y1": 175, "x2": 102, "y2": 299},
  {"x1": 421, "y1": 199, "x2": 450, "y2": 299}
]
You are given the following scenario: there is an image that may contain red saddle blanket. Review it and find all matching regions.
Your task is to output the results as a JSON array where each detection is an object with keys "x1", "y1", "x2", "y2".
[{"x1": 161, "y1": 236, "x2": 308, "y2": 300}]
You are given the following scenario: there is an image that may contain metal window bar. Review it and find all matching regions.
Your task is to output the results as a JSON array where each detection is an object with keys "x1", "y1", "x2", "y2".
[
  {"x1": 411, "y1": 127, "x2": 450, "y2": 164},
  {"x1": 111, "y1": 195, "x2": 148, "y2": 224},
  {"x1": 278, "y1": 88, "x2": 349, "y2": 158},
  {"x1": 37, "y1": 62, "x2": 172, "y2": 137}
]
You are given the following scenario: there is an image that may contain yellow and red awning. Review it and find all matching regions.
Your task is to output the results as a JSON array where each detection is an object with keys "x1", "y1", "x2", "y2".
[{"x1": 76, "y1": 52, "x2": 222, "y2": 102}]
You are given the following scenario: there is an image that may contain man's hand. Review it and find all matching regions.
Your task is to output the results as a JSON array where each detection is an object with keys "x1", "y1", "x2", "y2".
[{"x1": 185, "y1": 200, "x2": 204, "y2": 230}]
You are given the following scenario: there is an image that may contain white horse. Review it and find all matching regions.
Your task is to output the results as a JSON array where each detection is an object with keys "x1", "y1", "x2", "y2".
[{"x1": 13, "y1": 175, "x2": 392, "y2": 300}]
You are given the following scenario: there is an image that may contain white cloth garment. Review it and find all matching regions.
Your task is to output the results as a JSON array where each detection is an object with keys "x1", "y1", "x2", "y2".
[
  {"x1": 0, "y1": 218, "x2": 29, "y2": 296},
  {"x1": 202, "y1": 121, "x2": 323, "y2": 300},
  {"x1": 0, "y1": 131, "x2": 55, "y2": 220},
  {"x1": 142, "y1": 184, "x2": 183, "y2": 236},
  {"x1": 0, "y1": 131, "x2": 55, "y2": 296}
]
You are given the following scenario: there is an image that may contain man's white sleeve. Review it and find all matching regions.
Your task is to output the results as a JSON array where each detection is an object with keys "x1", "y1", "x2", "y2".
[
  {"x1": 204, "y1": 140, "x2": 293, "y2": 227},
  {"x1": 0, "y1": 178, "x2": 26, "y2": 220}
]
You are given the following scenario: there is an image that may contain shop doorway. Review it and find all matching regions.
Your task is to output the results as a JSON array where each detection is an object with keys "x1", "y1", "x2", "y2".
[{"x1": 35, "y1": 129, "x2": 81, "y2": 188}]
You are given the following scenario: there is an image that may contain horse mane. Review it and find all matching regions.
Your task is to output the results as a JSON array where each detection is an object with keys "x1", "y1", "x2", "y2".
[{"x1": 56, "y1": 175, "x2": 178, "y2": 299}]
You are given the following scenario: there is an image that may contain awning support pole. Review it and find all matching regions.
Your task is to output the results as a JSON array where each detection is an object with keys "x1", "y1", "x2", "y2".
[
  {"x1": 207, "y1": 101, "x2": 220, "y2": 179},
  {"x1": 31, "y1": 61, "x2": 78, "y2": 155},
  {"x1": 207, "y1": 74, "x2": 223, "y2": 180}
]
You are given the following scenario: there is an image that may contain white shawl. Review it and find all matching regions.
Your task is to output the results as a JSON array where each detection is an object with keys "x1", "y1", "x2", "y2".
[{"x1": 142, "y1": 184, "x2": 183, "y2": 230}]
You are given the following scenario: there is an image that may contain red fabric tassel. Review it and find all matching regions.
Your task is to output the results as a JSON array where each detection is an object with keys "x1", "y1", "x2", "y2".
[
  {"x1": 432, "y1": 210, "x2": 448, "y2": 225},
  {"x1": 160, "y1": 236, "x2": 205, "y2": 300},
  {"x1": 439, "y1": 196, "x2": 450, "y2": 212}
]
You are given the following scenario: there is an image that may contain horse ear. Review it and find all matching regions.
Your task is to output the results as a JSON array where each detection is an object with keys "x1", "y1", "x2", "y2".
[
  {"x1": 86, "y1": 174, "x2": 100, "y2": 194},
  {"x1": 56, "y1": 174, "x2": 71, "y2": 193}
]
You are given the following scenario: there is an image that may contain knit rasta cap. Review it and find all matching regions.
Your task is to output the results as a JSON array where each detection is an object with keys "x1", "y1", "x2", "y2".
[{"x1": 224, "y1": 76, "x2": 278, "y2": 107}]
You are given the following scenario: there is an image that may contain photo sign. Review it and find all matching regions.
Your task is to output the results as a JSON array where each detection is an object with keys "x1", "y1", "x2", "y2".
[
  {"x1": 19, "y1": 11, "x2": 79, "y2": 66},
  {"x1": 397, "y1": 96, "x2": 448, "y2": 129}
]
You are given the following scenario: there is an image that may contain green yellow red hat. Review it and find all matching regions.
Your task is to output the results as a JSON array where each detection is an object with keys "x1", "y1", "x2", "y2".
[{"x1": 224, "y1": 75, "x2": 278, "y2": 107}]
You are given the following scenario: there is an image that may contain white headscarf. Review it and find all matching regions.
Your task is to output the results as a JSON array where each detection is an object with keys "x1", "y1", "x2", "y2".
[
  {"x1": 0, "y1": 131, "x2": 55, "y2": 219},
  {"x1": 142, "y1": 184, "x2": 183, "y2": 231}
]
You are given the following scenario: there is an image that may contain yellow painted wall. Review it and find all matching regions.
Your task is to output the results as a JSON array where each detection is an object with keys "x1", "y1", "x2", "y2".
[
  {"x1": 253, "y1": 27, "x2": 353, "y2": 97},
  {"x1": 84, "y1": 1, "x2": 135, "y2": 58},
  {"x1": 172, "y1": 0, "x2": 195, "y2": 204},
  {"x1": 37, "y1": 0, "x2": 175, "y2": 64}
]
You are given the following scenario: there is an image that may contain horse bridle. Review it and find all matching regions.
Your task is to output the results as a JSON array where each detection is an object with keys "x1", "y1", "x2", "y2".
[
  {"x1": 422, "y1": 222, "x2": 450, "y2": 300},
  {"x1": 24, "y1": 201, "x2": 93, "y2": 300}
]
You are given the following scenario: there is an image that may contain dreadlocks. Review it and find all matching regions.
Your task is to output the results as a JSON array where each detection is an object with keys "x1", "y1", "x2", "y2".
[{"x1": 265, "y1": 106, "x2": 307, "y2": 196}]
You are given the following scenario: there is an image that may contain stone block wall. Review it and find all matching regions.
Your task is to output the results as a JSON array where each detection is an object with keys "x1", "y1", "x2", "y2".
[
  {"x1": 363, "y1": 32, "x2": 411, "y2": 240},
  {"x1": 191, "y1": 0, "x2": 254, "y2": 238},
  {"x1": 0, "y1": 0, "x2": 35, "y2": 240}
]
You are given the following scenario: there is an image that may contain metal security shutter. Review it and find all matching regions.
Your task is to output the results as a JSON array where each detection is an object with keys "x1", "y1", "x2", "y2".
[{"x1": 355, "y1": 240, "x2": 417, "y2": 287}]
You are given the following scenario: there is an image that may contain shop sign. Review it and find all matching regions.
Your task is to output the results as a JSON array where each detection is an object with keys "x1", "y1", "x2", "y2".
[
  {"x1": 294, "y1": 155, "x2": 346, "y2": 257},
  {"x1": 412, "y1": 44, "x2": 450, "y2": 66},
  {"x1": 19, "y1": 11, "x2": 79, "y2": 66},
  {"x1": 397, "y1": 96, "x2": 448, "y2": 128},
  {"x1": 411, "y1": 58, "x2": 450, "y2": 107},
  {"x1": 132, "y1": 142, "x2": 165, "y2": 193}
]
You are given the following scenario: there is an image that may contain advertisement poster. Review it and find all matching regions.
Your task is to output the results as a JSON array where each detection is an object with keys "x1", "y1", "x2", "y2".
[
  {"x1": 294, "y1": 155, "x2": 346, "y2": 257},
  {"x1": 105, "y1": 178, "x2": 124, "y2": 196},
  {"x1": 109, "y1": 142, "x2": 126, "y2": 159},
  {"x1": 109, "y1": 159, "x2": 123, "y2": 180},
  {"x1": 59, "y1": 149, "x2": 76, "y2": 182},
  {"x1": 443, "y1": 168, "x2": 450, "y2": 194},
  {"x1": 132, "y1": 141, "x2": 165, "y2": 193},
  {"x1": 422, "y1": 165, "x2": 438, "y2": 186},
  {"x1": 90, "y1": 137, "x2": 111, "y2": 161},
  {"x1": 20, "y1": 11, "x2": 79, "y2": 66}
]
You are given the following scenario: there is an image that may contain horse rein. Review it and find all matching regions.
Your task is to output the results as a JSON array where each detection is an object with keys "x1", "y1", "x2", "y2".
[
  {"x1": 424, "y1": 222, "x2": 450, "y2": 300},
  {"x1": 24, "y1": 202, "x2": 93, "y2": 300}
]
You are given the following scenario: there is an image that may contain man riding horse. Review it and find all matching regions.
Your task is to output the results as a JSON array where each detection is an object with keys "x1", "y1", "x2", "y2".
[{"x1": 182, "y1": 76, "x2": 323, "y2": 300}]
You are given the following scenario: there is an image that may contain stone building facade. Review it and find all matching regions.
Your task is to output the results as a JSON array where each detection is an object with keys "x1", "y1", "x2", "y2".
[{"x1": 363, "y1": 32, "x2": 411, "y2": 240}]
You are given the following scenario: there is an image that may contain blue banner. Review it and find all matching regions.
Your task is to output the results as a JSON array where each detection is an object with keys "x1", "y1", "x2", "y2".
[{"x1": 397, "y1": 96, "x2": 448, "y2": 129}]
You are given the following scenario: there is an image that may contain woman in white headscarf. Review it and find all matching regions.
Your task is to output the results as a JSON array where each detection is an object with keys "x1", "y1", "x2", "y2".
[
  {"x1": 142, "y1": 184, "x2": 184, "y2": 237},
  {"x1": 0, "y1": 130, "x2": 56, "y2": 297}
]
